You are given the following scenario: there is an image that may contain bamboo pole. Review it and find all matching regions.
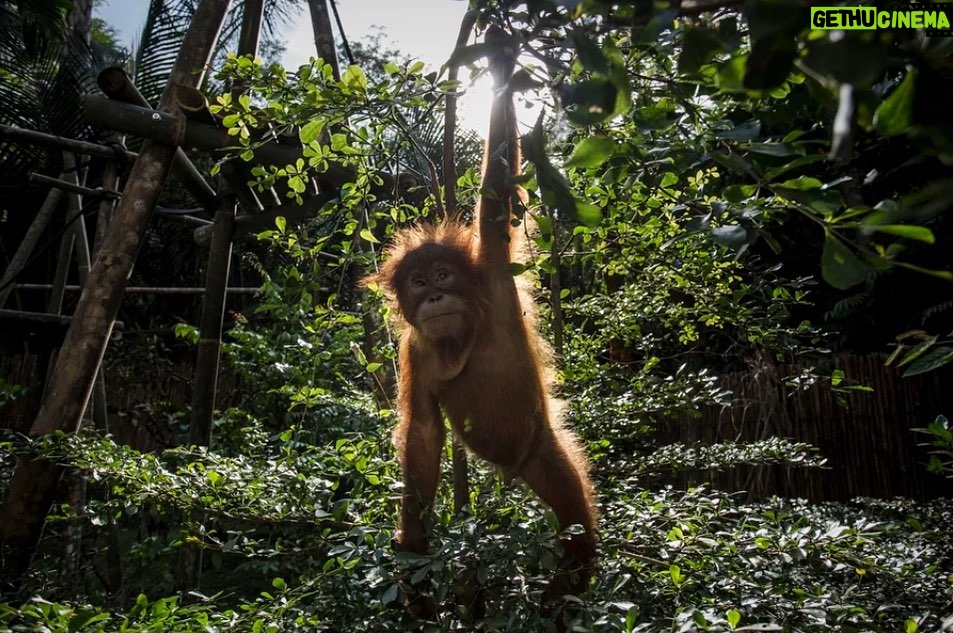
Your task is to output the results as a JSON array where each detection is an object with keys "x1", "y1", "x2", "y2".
[
  {"x1": 95, "y1": 134, "x2": 124, "y2": 255},
  {"x1": 12, "y1": 284, "x2": 259, "y2": 295},
  {"x1": 187, "y1": 192, "x2": 237, "y2": 448},
  {"x1": 0, "y1": 187, "x2": 65, "y2": 309},
  {"x1": 61, "y1": 153, "x2": 108, "y2": 432},
  {"x1": 83, "y1": 95, "x2": 408, "y2": 199},
  {"x1": 59, "y1": 151, "x2": 107, "y2": 587},
  {"x1": 0, "y1": 124, "x2": 136, "y2": 162},
  {"x1": 188, "y1": 0, "x2": 262, "y2": 450},
  {"x1": 46, "y1": 167, "x2": 80, "y2": 316},
  {"x1": 0, "y1": 0, "x2": 231, "y2": 590},
  {"x1": 97, "y1": 67, "x2": 217, "y2": 209},
  {"x1": 29, "y1": 172, "x2": 120, "y2": 199},
  {"x1": 179, "y1": 0, "x2": 262, "y2": 594}
]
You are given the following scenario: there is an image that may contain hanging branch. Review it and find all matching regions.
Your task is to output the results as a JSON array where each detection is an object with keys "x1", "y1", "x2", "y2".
[
  {"x1": 393, "y1": 115, "x2": 444, "y2": 217},
  {"x1": 444, "y1": 9, "x2": 479, "y2": 517},
  {"x1": 442, "y1": 10, "x2": 479, "y2": 218}
]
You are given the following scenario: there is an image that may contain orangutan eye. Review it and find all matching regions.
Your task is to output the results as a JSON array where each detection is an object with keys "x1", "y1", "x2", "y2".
[
  {"x1": 411, "y1": 276, "x2": 426, "y2": 288},
  {"x1": 435, "y1": 268, "x2": 449, "y2": 282}
]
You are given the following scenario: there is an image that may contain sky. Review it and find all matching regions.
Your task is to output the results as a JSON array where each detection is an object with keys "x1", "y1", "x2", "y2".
[{"x1": 93, "y1": 0, "x2": 495, "y2": 130}]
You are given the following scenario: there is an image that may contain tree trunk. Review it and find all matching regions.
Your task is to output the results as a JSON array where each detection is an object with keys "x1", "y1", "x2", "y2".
[
  {"x1": 0, "y1": 0, "x2": 230, "y2": 591},
  {"x1": 66, "y1": 0, "x2": 94, "y2": 45}
]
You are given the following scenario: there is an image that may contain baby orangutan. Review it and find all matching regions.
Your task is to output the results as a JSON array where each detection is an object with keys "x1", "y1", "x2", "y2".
[{"x1": 370, "y1": 26, "x2": 597, "y2": 607}]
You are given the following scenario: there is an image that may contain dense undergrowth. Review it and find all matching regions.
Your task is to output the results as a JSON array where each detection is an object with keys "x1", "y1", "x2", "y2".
[{"x1": 1, "y1": 424, "x2": 951, "y2": 632}]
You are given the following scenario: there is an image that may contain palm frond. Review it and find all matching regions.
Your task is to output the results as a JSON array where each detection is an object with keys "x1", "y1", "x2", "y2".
[
  {"x1": 132, "y1": 0, "x2": 306, "y2": 104},
  {"x1": 133, "y1": 0, "x2": 197, "y2": 105},
  {"x1": 0, "y1": 4, "x2": 97, "y2": 182}
]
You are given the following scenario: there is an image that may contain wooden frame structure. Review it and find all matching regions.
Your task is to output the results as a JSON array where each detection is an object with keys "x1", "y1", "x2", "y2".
[{"x1": 0, "y1": 0, "x2": 410, "y2": 590}]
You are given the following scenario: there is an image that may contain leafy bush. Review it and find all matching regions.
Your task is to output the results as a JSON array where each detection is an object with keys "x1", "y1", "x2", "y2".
[{"x1": 2, "y1": 431, "x2": 950, "y2": 632}]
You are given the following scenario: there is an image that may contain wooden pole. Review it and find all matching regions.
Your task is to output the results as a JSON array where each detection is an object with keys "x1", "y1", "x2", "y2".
[
  {"x1": 46, "y1": 168, "x2": 79, "y2": 316},
  {"x1": 29, "y1": 172, "x2": 120, "y2": 199},
  {"x1": 179, "y1": 0, "x2": 263, "y2": 593},
  {"x1": 97, "y1": 67, "x2": 218, "y2": 209},
  {"x1": 302, "y1": 0, "x2": 399, "y2": 412},
  {"x1": 188, "y1": 0, "x2": 261, "y2": 452},
  {"x1": 82, "y1": 95, "x2": 407, "y2": 198},
  {"x1": 177, "y1": 190, "x2": 235, "y2": 592},
  {"x1": 61, "y1": 152, "x2": 108, "y2": 432},
  {"x1": 0, "y1": 0, "x2": 231, "y2": 591},
  {"x1": 0, "y1": 187, "x2": 65, "y2": 309},
  {"x1": 12, "y1": 284, "x2": 259, "y2": 295},
  {"x1": 0, "y1": 124, "x2": 137, "y2": 163}
]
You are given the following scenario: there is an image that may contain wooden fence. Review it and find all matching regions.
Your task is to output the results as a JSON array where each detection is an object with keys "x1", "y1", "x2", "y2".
[
  {"x1": 0, "y1": 354, "x2": 241, "y2": 449},
  {"x1": 2, "y1": 352, "x2": 952, "y2": 501},
  {"x1": 657, "y1": 354, "x2": 953, "y2": 501}
]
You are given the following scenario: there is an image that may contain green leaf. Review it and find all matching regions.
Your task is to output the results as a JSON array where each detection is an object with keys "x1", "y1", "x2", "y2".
[
  {"x1": 625, "y1": 605, "x2": 639, "y2": 632},
  {"x1": 723, "y1": 184, "x2": 759, "y2": 202},
  {"x1": 69, "y1": 609, "x2": 110, "y2": 632},
  {"x1": 821, "y1": 232, "x2": 868, "y2": 289},
  {"x1": 275, "y1": 216, "x2": 286, "y2": 233},
  {"x1": 777, "y1": 176, "x2": 822, "y2": 190},
  {"x1": 905, "y1": 619, "x2": 918, "y2": 633},
  {"x1": 774, "y1": 184, "x2": 842, "y2": 219},
  {"x1": 571, "y1": 29, "x2": 608, "y2": 74},
  {"x1": 710, "y1": 225, "x2": 751, "y2": 249},
  {"x1": 746, "y1": 142, "x2": 800, "y2": 157},
  {"x1": 535, "y1": 214, "x2": 554, "y2": 238},
  {"x1": 744, "y1": 36, "x2": 796, "y2": 90},
  {"x1": 575, "y1": 202, "x2": 602, "y2": 228},
  {"x1": 727, "y1": 609, "x2": 742, "y2": 629},
  {"x1": 866, "y1": 224, "x2": 934, "y2": 243},
  {"x1": 359, "y1": 228, "x2": 379, "y2": 244},
  {"x1": 559, "y1": 78, "x2": 619, "y2": 125},
  {"x1": 669, "y1": 564, "x2": 682, "y2": 585},
  {"x1": 523, "y1": 122, "x2": 601, "y2": 228},
  {"x1": 288, "y1": 175, "x2": 306, "y2": 193},
  {"x1": 898, "y1": 335, "x2": 937, "y2": 368},
  {"x1": 381, "y1": 583, "x2": 400, "y2": 605},
  {"x1": 894, "y1": 261, "x2": 953, "y2": 282},
  {"x1": 716, "y1": 55, "x2": 748, "y2": 92},
  {"x1": 566, "y1": 137, "x2": 616, "y2": 169},
  {"x1": 763, "y1": 154, "x2": 825, "y2": 182},
  {"x1": 679, "y1": 26, "x2": 723, "y2": 74},
  {"x1": 507, "y1": 69, "x2": 544, "y2": 92},
  {"x1": 831, "y1": 368, "x2": 845, "y2": 386},
  {"x1": 715, "y1": 120, "x2": 761, "y2": 141},
  {"x1": 447, "y1": 42, "x2": 493, "y2": 67},
  {"x1": 903, "y1": 347, "x2": 953, "y2": 377},
  {"x1": 874, "y1": 71, "x2": 916, "y2": 137},
  {"x1": 341, "y1": 65, "x2": 367, "y2": 92},
  {"x1": 299, "y1": 119, "x2": 325, "y2": 145}
]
